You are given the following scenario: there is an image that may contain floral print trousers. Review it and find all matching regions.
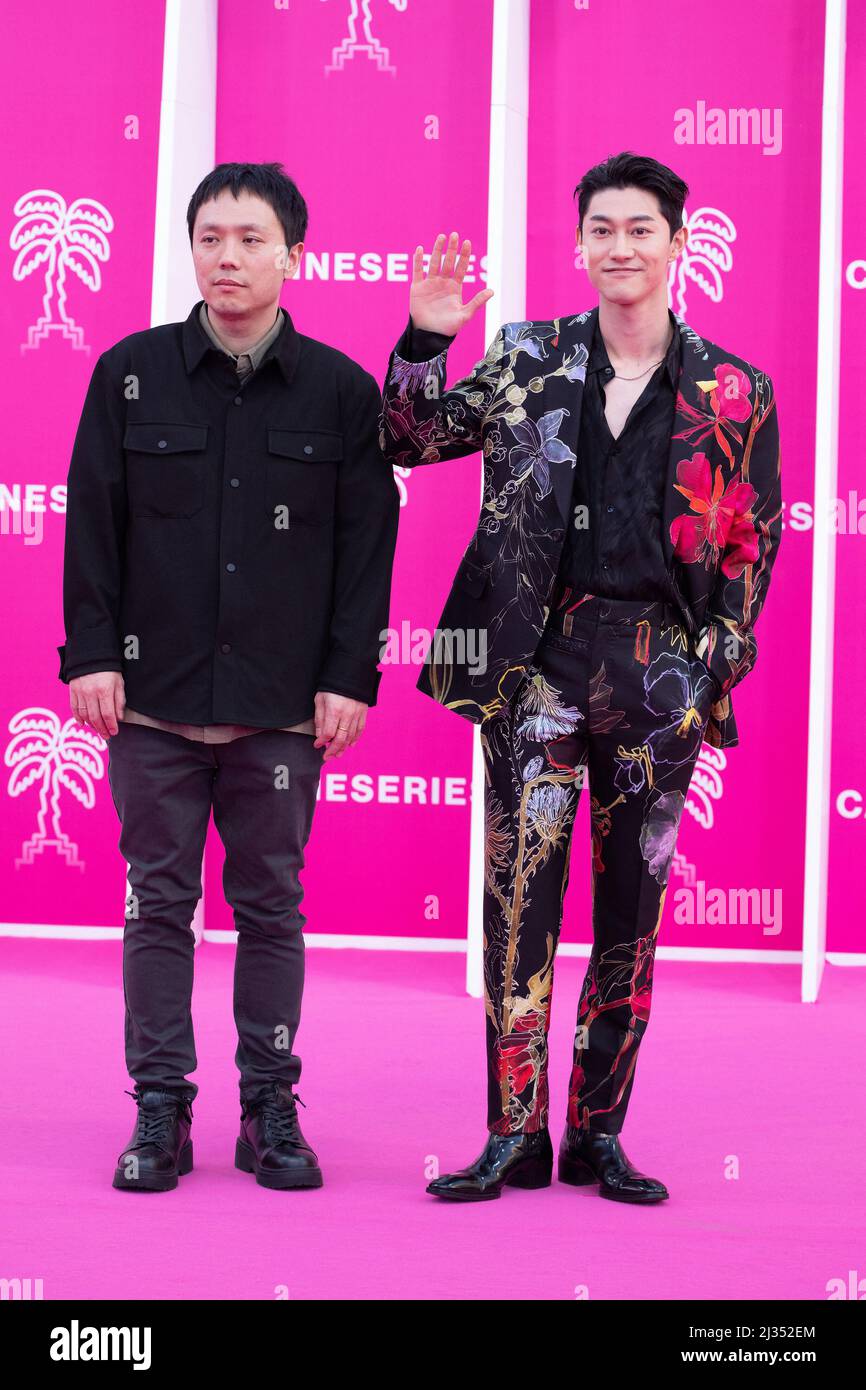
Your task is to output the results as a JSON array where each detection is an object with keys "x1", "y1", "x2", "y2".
[{"x1": 480, "y1": 590, "x2": 719, "y2": 1137}]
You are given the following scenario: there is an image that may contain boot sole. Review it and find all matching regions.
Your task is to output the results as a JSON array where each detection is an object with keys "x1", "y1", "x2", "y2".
[
  {"x1": 112, "y1": 1140, "x2": 193, "y2": 1192},
  {"x1": 427, "y1": 1157, "x2": 552, "y2": 1201},
  {"x1": 235, "y1": 1136, "x2": 323, "y2": 1189},
  {"x1": 558, "y1": 1154, "x2": 669, "y2": 1202}
]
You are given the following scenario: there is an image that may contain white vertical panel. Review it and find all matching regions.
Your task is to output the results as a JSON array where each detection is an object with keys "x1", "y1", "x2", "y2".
[
  {"x1": 801, "y1": 0, "x2": 846, "y2": 1002},
  {"x1": 151, "y1": 0, "x2": 218, "y2": 328},
  {"x1": 466, "y1": 0, "x2": 531, "y2": 996}
]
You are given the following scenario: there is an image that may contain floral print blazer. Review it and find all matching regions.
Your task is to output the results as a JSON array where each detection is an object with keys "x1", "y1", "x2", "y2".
[{"x1": 378, "y1": 305, "x2": 782, "y2": 749}]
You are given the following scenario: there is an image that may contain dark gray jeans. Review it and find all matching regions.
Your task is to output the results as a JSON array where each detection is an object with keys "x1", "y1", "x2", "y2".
[{"x1": 106, "y1": 720, "x2": 324, "y2": 1105}]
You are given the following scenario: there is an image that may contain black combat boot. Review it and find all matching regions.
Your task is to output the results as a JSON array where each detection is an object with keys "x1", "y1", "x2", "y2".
[
  {"x1": 235, "y1": 1081, "x2": 323, "y2": 1190},
  {"x1": 112, "y1": 1086, "x2": 194, "y2": 1192}
]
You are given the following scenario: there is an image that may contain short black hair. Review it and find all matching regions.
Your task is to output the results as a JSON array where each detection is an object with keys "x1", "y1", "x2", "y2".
[
  {"x1": 574, "y1": 152, "x2": 688, "y2": 240},
  {"x1": 186, "y1": 162, "x2": 308, "y2": 248}
]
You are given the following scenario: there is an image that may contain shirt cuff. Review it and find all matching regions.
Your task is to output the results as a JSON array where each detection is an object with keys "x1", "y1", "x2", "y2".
[
  {"x1": 394, "y1": 314, "x2": 456, "y2": 363},
  {"x1": 316, "y1": 653, "x2": 382, "y2": 707},
  {"x1": 57, "y1": 643, "x2": 123, "y2": 685}
]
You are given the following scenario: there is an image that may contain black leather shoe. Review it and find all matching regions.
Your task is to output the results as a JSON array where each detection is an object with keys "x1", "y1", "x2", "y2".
[
  {"x1": 558, "y1": 1126, "x2": 669, "y2": 1203},
  {"x1": 426, "y1": 1129, "x2": 553, "y2": 1201},
  {"x1": 235, "y1": 1081, "x2": 323, "y2": 1190},
  {"x1": 112, "y1": 1087, "x2": 194, "y2": 1192}
]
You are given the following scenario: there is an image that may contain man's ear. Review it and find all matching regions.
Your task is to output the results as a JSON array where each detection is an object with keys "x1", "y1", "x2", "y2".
[{"x1": 285, "y1": 244, "x2": 304, "y2": 279}]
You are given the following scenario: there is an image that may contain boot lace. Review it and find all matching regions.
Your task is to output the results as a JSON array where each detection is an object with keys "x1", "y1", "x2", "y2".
[
  {"x1": 125, "y1": 1089, "x2": 192, "y2": 1148},
  {"x1": 248, "y1": 1089, "x2": 307, "y2": 1144}
]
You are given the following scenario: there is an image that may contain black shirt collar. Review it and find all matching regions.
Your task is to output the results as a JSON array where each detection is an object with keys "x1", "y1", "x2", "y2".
[{"x1": 182, "y1": 298, "x2": 301, "y2": 385}]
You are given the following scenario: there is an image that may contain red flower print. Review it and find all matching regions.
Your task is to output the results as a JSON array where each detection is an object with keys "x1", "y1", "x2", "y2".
[
  {"x1": 498, "y1": 1042, "x2": 535, "y2": 1098},
  {"x1": 492, "y1": 1012, "x2": 550, "y2": 1132},
  {"x1": 495, "y1": 1012, "x2": 543, "y2": 1100},
  {"x1": 670, "y1": 452, "x2": 759, "y2": 577},
  {"x1": 673, "y1": 365, "x2": 753, "y2": 465},
  {"x1": 713, "y1": 363, "x2": 752, "y2": 423}
]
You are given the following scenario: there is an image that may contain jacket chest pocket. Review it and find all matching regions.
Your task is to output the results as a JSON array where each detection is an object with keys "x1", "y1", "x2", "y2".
[
  {"x1": 124, "y1": 422, "x2": 209, "y2": 517},
  {"x1": 266, "y1": 429, "x2": 342, "y2": 527}
]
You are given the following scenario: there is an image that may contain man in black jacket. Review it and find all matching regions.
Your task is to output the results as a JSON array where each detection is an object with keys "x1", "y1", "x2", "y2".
[{"x1": 58, "y1": 163, "x2": 400, "y2": 1192}]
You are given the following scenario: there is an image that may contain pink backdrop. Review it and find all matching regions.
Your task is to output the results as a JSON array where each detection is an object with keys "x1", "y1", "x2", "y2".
[
  {"x1": 1, "y1": 0, "x2": 166, "y2": 929},
  {"x1": 829, "y1": 0, "x2": 866, "y2": 955},
  {"x1": 0, "y1": 0, "x2": 858, "y2": 960}
]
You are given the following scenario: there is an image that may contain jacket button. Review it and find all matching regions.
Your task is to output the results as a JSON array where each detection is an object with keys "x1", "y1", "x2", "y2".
[
  {"x1": 230, "y1": 478, "x2": 240, "y2": 487},
  {"x1": 234, "y1": 396, "x2": 243, "y2": 406},
  {"x1": 226, "y1": 562, "x2": 236, "y2": 573},
  {"x1": 220, "y1": 643, "x2": 232, "y2": 654},
  {"x1": 158, "y1": 440, "x2": 167, "y2": 449},
  {"x1": 303, "y1": 445, "x2": 313, "y2": 455}
]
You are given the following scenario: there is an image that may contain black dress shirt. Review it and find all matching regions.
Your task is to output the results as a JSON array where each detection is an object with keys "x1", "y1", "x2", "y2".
[
  {"x1": 555, "y1": 308, "x2": 681, "y2": 602},
  {"x1": 57, "y1": 301, "x2": 400, "y2": 725}
]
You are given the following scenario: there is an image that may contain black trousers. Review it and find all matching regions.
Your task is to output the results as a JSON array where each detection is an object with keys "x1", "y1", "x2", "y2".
[
  {"x1": 480, "y1": 591, "x2": 719, "y2": 1137},
  {"x1": 106, "y1": 721, "x2": 324, "y2": 1104}
]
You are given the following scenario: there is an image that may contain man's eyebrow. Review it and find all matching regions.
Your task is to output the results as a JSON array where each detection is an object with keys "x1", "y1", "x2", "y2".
[
  {"x1": 197, "y1": 222, "x2": 270, "y2": 232},
  {"x1": 586, "y1": 213, "x2": 657, "y2": 223}
]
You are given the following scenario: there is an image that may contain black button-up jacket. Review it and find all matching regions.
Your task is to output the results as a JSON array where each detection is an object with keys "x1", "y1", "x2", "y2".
[{"x1": 57, "y1": 301, "x2": 400, "y2": 724}]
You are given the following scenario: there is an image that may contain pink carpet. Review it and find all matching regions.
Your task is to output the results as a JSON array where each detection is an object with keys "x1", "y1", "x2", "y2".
[{"x1": 1, "y1": 938, "x2": 863, "y2": 1300}]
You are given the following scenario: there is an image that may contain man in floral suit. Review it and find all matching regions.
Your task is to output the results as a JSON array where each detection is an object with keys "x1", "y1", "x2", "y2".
[{"x1": 379, "y1": 152, "x2": 782, "y2": 1203}]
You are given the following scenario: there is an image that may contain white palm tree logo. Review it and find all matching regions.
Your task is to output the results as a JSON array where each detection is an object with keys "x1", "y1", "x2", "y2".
[
  {"x1": 667, "y1": 206, "x2": 736, "y2": 318},
  {"x1": 685, "y1": 743, "x2": 727, "y2": 832},
  {"x1": 10, "y1": 189, "x2": 113, "y2": 354},
  {"x1": 5, "y1": 708, "x2": 106, "y2": 869},
  {"x1": 668, "y1": 748, "x2": 729, "y2": 889},
  {"x1": 392, "y1": 465, "x2": 412, "y2": 508},
  {"x1": 324, "y1": 0, "x2": 397, "y2": 74}
]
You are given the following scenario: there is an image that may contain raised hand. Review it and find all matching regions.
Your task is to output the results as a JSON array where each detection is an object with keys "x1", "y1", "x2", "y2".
[{"x1": 409, "y1": 232, "x2": 494, "y2": 337}]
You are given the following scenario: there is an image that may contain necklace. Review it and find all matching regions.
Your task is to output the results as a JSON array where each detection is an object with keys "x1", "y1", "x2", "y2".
[{"x1": 606, "y1": 325, "x2": 675, "y2": 381}]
